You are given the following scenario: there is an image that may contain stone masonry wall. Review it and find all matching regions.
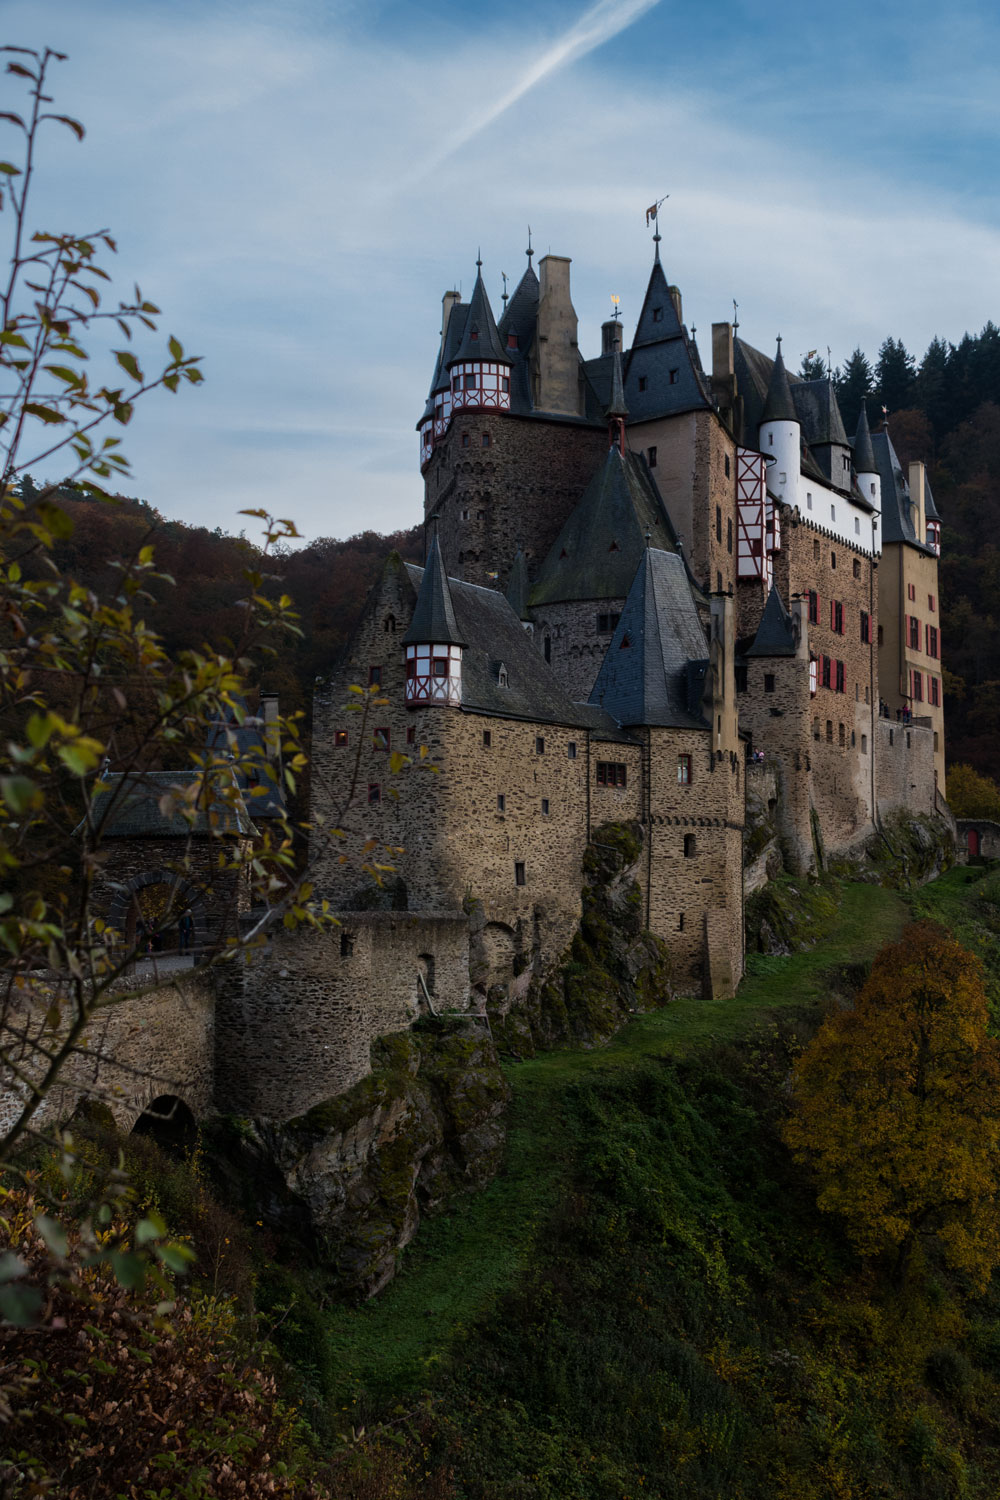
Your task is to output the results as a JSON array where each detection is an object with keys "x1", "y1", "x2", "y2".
[
  {"x1": 1, "y1": 974, "x2": 216, "y2": 1137},
  {"x1": 213, "y1": 913, "x2": 470, "y2": 1121},
  {"x1": 530, "y1": 597, "x2": 628, "y2": 703},
  {"x1": 423, "y1": 411, "x2": 606, "y2": 592},
  {"x1": 875, "y1": 716, "x2": 936, "y2": 823}
]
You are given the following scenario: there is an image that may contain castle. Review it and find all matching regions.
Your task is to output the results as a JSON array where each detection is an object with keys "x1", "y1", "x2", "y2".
[{"x1": 20, "y1": 235, "x2": 949, "y2": 1137}]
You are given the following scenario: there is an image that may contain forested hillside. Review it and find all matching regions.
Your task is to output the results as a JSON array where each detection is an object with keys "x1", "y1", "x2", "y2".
[{"x1": 19, "y1": 316, "x2": 1000, "y2": 772}]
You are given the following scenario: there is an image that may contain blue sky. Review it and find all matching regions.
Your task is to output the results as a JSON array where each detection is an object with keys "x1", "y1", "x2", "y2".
[{"x1": 6, "y1": 0, "x2": 1000, "y2": 542}]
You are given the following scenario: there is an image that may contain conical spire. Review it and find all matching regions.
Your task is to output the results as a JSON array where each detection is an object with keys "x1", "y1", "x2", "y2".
[
  {"x1": 605, "y1": 348, "x2": 628, "y2": 419},
  {"x1": 853, "y1": 400, "x2": 876, "y2": 474},
  {"x1": 402, "y1": 528, "x2": 465, "y2": 646},
  {"x1": 450, "y1": 264, "x2": 510, "y2": 367},
  {"x1": 505, "y1": 548, "x2": 531, "y2": 621},
  {"x1": 760, "y1": 337, "x2": 797, "y2": 424},
  {"x1": 745, "y1": 586, "x2": 797, "y2": 657}
]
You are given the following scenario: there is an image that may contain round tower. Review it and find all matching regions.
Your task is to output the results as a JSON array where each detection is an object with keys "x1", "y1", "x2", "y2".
[
  {"x1": 758, "y1": 337, "x2": 800, "y2": 505},
  {"x1": 447, "y1": 258, "x2": 512, "y2": 416},
  {"x1": 402, "y1": 529, "x2": 465, "y2": 707},
  {"x1": 852, "y1": 400, "x2": 881, "y2": 514}
]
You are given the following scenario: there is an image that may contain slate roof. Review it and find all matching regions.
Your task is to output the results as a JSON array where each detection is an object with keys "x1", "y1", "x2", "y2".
[
  {"x1": 404, "y1": 563, "x2": 622, "y2": 729},
  {"x1": 871, "y1": 430, "x2": 937, "y2": 552},
  {"x1": 852, "y1": 401, "x2": 877, "y2": 474},
  {"x1": 621, "y1": 259, "x2": 711, "y2": 422},
  {"x1": 92, "y1": 770, "x2": 257, "y2": 838},
  {"x1": 761, "y1": 341, "x2": 797, "y2": 424},
  {"x1": 450, "y1": 267, "x2": 510, "y2": 367},
  {"x1": 794, "y1": 378, "x2": 848, "y2": 449},
  {"x1": 606, "y1": 348, "x2": 628, "y2": 418},
  {"x1": 402, "y1": 530, "x2": 465, "y2": 646},
  {"x1": 745, "y1": 587, "x2": 798, "y2": 657},
  {"x1": 432, "y1": 303, "x2": 468, "y2": 396},
  {"x1": 529, "y1": 446, "x2": 680, "y2": 607},
  {"x1": 925, "y1": 473, "x2": 940, "y2": 521},
  {"x1": 588, "y1": 548, "x2": 710, "y2": 730}
]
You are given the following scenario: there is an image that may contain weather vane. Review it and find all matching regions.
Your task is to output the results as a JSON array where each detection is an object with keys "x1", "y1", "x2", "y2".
[
  {"x1": 610, "y1": 293, "x2": 621, "y2": 322},
  {"x1": 644, "y1": 194, "x2": 669, "y2": 261}
]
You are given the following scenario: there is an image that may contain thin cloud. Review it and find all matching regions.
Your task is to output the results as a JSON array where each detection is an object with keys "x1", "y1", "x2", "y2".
[{"x1": 405, "y1": 0, "x2": 662, "y2": 184}]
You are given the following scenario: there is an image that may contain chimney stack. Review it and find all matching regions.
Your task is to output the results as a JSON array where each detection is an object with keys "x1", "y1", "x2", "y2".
[{"x1": 534, "y1": 255, "x2": 581, "y2": 415}]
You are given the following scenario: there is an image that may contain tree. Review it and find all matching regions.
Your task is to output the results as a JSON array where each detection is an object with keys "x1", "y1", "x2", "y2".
[
  {"x1": 798, "y1": 351, "x2": 827, "y2": 381},
  {"x1": 833, "y1": 348, "x2": 874, "y2": 435},
  {"x1": 0, "y1": 49, "x2": 404, "y2": 1169},
  {"x1": 946, "y1": 764, "x2": 1000, "y2": 819},
  {"x1": 784, "y1": 922, "x2": 1000, "y2": 1288},
  {"x1": 875, "y1": 335, "x2": 916, "y2": 416}
]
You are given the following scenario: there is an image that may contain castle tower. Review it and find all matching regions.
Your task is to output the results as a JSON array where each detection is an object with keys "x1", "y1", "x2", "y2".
[
  {"x1": 758, "y1": 337, "x2": 800, "y2": 505},
  {"x1": 402, "y1": 529, "x2": 465, "y2": 706},
  {"x1": 852, "y1": 401, "x2": 881, "y2": 514},
  {"x1": 446, "y1": 258, "x2": 512, "y2": 417}
]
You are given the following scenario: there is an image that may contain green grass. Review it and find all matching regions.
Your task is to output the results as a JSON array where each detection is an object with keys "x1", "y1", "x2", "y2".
[{"x1": 322, "y1": 879, "x2": 913, "y2": 1408}]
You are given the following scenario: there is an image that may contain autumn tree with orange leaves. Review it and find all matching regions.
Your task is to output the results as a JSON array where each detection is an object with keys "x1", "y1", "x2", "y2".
[{"x1": 784, "y1": 921, "x2": 1000, "y2": 1288}]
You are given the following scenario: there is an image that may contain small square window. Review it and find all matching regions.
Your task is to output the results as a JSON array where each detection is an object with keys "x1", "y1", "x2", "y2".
[
  {"x1": 340, "y1": 931, "x2": 354, "y2": 957},
  {"x1": 406, "y1": 726, "x2": 416, "y2": 745},
  {"x1": 483, "y1": 729, "x2": 492, "y2": 748},
  {"x1": 853, "y1": 559, "x2": 861, "y2": 579},
  {"x1": 648, "y1": 446, "x2": 657, "y2": 468},
  {"x1": 677, "y1": 754, "x2": 692, "y2": 785},
  {"x1": 683, "y1": 833, "x2": 696, "y2": 858},
  {"x1": 541, "y1": 798, "x2": 550, "y2": 815},
  {"x1": 497, "y1": 793, "x2": 505, "y2": 813},
  {"x1": 764, "y1": 674, "x2": 775, "y2": 693},
  {"x1": 368, "y1": 665, "x2": 382, "y2": 687},
  {"x1": 652, "y1": 306, "x2": 663, "y2": 322},
  {"x1": 536, "y1": 736, "x2": 545, "y2": 755},
  {"x1": 482, "y1": 432, "x2": 491, "y2": 447},
  {"x1": 368, "y1": 783, "x2": 381, "y2": 805},
  {"x1": 335, "y1": 730, "x2": 348, "y2": 747},
  {"x1": 462, "y1": 433, "x2": 470, "y2": 447},
  {"x1": 373, "y1": 726, "x2": 390, "y2": 751},
  {"x1": 831, "y1": 551, "x2": 837, "y2": 569},
  {"x1": 567, "y1": 741, "x2": 577, "y2": 759},
  {"x1": 724, "y1": 454, "x2": 731, "y2": 478},
  {"x1": 515, "y1": 861, "x2": 526, "y2": 886},
  {"x1": 638, "y1": 376, "x2": 647, "y2": 393},
  {"x1": 669, "y1": 369, "x2": 679, "y2": 385}
]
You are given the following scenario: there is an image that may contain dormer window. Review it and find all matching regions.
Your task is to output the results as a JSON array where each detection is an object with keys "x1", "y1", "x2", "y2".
[
  {"x1": 507, "y1": 333, "x2": 518, "y2": 349},
  {"x1": 652, "y1": 307, "x2": 663, "y2": 323},
  {"x1": 470, "y1": 326, "x2": 479, "y2": 341},
  {"x1": 498, "y1": 663, "x2": 509, "y2": 688},
  {"x1": 669, "y1": 369, "x2": 678, "y2": 385},
  {"x1": 638, "y1": 376, "x2": 647, "y2": 393}
]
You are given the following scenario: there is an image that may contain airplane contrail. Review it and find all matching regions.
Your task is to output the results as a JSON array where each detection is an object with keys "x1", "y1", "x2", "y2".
[{"x1": 407, "y1": 0, "x2": 663, "y2": 184}]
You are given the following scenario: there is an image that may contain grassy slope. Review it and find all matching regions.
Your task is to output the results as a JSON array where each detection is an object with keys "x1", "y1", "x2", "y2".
[{"x1": 324, "y1": 881, "x2": 910, "y2": 1408}]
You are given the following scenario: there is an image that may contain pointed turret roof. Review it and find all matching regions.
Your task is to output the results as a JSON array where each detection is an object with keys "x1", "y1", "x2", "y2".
[
  {"x1": 793, "y1": 377, "x2": 848, "y2": 448},
  {"x1": 529, "y1": 448, "x2": 679, "y2": 607},
  {"x1": 450, "y1": 264, "x2": 510, "y2": 367},
  {"x1": 760, "y1": 339, "x2": 797, "y2": 424},
  {"x1": 622, "y1": 258, "x2": 710, "y2": 422},
  {"x1": 432, "y1": 302, "x2": 469, "y2": 395},
  {"x1": 505, "y1": 548, "x2": 531, "y2": 621},
  {"x1": 605, "y1": 348, "x2": 628, "y2": 419},
  {"x1": 402, "y1": 530, "x2": 465, "y2": 646},
  {"x1": 852, "y1": 401, "x2": 876, "y2": 474},
  {"x1": 745, "y1": 587, "x2": 797, "y2": 657},
  {"x1": 587, "y1": 548, "x2": 709, "y2": 729}
]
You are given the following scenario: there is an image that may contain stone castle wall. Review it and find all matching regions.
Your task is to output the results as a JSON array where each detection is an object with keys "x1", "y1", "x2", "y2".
[
  {"x1": 875, "y1": 716, "x2": 936, "y2": 822},
  {"x1": 423, "y1": 411, "x2": 606, "y2": 592}
]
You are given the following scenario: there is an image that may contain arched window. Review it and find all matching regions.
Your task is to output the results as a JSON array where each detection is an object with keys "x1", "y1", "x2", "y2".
[{"x1": 384, "y1": 614, "x2": 396, "y2": 633}]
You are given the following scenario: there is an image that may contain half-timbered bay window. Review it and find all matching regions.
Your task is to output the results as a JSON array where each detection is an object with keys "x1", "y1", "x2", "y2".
[
  {"x1": 450, "y1": 361, "x2": 511, "y2": 413},
  {"x1": 404, "y1": 643, "x2": 462, "y2": 705}
]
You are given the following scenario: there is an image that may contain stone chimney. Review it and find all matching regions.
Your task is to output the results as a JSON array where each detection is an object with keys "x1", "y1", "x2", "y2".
[
  {"x1": 441, "y1": 289, "x2": 461, "y2": 344},
  {"x1": 711, "y1": 322, "x2": 737, "y2": 407},
  {"x1": 601, "y1": 319, "x2": 623, "y2": 356},
  {"x1": 908, "y1": 461, "x2": 927, "y2": 544},
  {"x1": 534, "y1": 255, "x2": 580, "y2": 415},
  {"x1": 668, "y1": 285, "x2": 683, "y2": 325}
]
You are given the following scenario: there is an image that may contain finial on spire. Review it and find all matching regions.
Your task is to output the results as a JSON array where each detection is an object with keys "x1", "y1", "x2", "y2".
[
  {"x1": 776, "y1": 334, "x2": 783, "y2": 353},
  {"x1": 501, "y1": 270, "x2": 509, "y2": 309},
  {"x1": 644, "y1": 527, "x2": 652, "y2": 548},
  {"x1": 476, "y1": 247, "x2": 482, "y2": 271},
  {"x1": 644, "y1": 194, "x2": 668, "y2": 263},
  {"x1": 526, "y1": 226, "x2": 533, "y2": 268},
  {"x1": 732, "y1": 298, "x2": 739, "y2": 333}
]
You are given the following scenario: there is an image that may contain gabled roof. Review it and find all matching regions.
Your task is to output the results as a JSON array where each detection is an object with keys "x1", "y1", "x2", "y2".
[
  {"x1": 793, "y1": 378, "x2": 848, "y2": 449},
  {"x1": 402, "y1": 530, "x2": 465, "y2": 645},
  {"x1": 621, "y1": 259, "x2": 710, "y2": 422},
  {"x1": 852, "y1": 401, "x2": 877, "y2": 474},
  {"x1": 588, "y1": 547, "x2": 710, "y2": 730},
  {"x1": 450, "y1": 268, "x2": 510, "y2": 367},
  {"x1": 92, "y1": 769, "x2": 257, "y2": 838},
  {"x1": 529, "y1": 447, "x2": 680, "y2": 607},
  {"x1": 745, "y1": 587, "x2": 797, "y2": 657},
  {"x1": 871, "y1": 430, "x2": 937, "y2": 552},
  {"x1": 404, "y1": 563, "x2": 623, "y2": 729},
  {"x1": 760, "y1": 341, "x2": 797, "y2": 424}
]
